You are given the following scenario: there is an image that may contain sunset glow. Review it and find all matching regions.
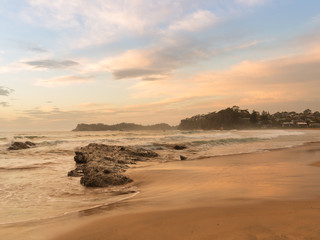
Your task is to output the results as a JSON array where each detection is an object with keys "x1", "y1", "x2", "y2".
[{"x1": 1, "y1": 0, "x2": 319, "y2": 130}]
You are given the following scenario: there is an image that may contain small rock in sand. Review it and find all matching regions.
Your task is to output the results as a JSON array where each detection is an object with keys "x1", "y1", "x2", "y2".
[{"x1": 180, "y1": 155, "x2": 187, "y2": 160}]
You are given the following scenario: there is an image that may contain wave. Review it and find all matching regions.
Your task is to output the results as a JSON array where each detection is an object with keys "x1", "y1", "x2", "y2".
[
  {"x1": 13, "y1": 135, "x2": 45, "y2": 140},
  {"x1": 160, "y1": 133, "x2": 242, "y2": 143},
  {"x1": 0, "y1": 188, "x2": 140, "y2": 226},
  {"x1": 0, "y1": 162, "x2": 55, "y2": 171},
  {"x1": 40, "y1": 140, "x2": 69, "y2": 146},
  {"x1": 163, "y1": 130, "x2": 305, "y2": 142},
  {"x1": 253, "y1": 130, "x2": 305, "y2": 139},
  {"x1": 192, "y1": 137, "x2": 262, "y2": 145}
]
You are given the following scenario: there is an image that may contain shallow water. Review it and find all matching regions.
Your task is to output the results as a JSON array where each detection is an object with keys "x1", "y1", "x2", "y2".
[{"x1": 0, "y1": 129, "x2": 319, "y2": 225}]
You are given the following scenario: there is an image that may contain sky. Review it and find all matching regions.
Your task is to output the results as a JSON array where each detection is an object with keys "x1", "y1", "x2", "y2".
[{"x1": 0, "y1": 0, "x2": 320, "y2": 131}]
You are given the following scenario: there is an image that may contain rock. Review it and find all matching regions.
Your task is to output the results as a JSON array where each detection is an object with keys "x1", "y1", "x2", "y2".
[
  {"x1": 67, "y1": 167, "x2": 84, "y2": 177},
  {"x1": 80, "y1": 163, "x2": 133, "y2": 187},
  {"x1": 74, "y1": 151, "x2": 87, "y2": 164},
  {"x1": 25, "y1": 141, "x2": 36, "y2": 146},
  {"x1": 180, "y1": 155, "x2": 187, "y2": 160},
  {"x1": 173, "y1": 145, "x2": 187, "y2": 150},
  {"x1": 69, "y1": 143, "x2": 159, "y2": 187},
  {"x1": 8, "y1": 141, "x2": 36, "y2": 150}
]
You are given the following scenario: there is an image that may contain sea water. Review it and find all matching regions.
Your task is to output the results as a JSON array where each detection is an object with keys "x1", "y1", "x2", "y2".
[{"x1": 0, "y1": 129, "x2": 319, "y2": 225}]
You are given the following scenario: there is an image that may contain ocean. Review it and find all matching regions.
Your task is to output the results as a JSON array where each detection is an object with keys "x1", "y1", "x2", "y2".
[{"x1": 0, "y1": 129, "x2": 319, "y2": 225}]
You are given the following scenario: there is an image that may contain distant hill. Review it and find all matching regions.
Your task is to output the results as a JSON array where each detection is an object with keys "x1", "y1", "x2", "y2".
[{"x1": 72, "y1": 123, "x2": 176, "y2": 131}]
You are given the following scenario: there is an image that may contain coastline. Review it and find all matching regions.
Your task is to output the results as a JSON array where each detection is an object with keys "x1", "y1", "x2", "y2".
[
  {"x1": 1, "y1": 141, "x2": 320, "y2": 240},
  {"x1": 51, "y1": 142, "x2": 320, "y2": 240}
]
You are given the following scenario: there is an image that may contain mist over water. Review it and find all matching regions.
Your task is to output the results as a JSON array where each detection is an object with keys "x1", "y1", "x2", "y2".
[{"x1": 0, "y1": 129, "x2": 319, "y2": 225}]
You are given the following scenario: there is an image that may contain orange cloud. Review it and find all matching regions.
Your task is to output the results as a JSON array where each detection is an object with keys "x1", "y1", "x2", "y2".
[
  {"x1": 34, "y1": 75, "x2": 94, "y2": 87},
  {"x1": 128, "y1": 45, "x2": 320, "y2": 114}
]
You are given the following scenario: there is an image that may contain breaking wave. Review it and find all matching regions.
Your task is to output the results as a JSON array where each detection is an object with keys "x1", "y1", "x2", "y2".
[{"x1": 192, "y1": 137, "x2": 261, "y2": 145}]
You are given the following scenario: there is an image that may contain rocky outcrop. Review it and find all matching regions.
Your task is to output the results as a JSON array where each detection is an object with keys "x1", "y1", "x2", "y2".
[
  {"x1": 8, "y1": 141, "x2": 36, "y2": 150},
  {"x1": 68, "y1": 143, "x2": 159, "y2": 187}
]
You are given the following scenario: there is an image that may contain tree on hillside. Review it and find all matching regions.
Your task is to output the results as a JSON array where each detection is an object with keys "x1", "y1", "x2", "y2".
[
  {"x1": 250, "y1": 110, "x2": 259, "y2": 124},
  {"x1": 260, "y1": 111, "x2": 270, "y2": 124},
  {"x1": 303, "y1": 109, "x2": 312, "y2": 115}
]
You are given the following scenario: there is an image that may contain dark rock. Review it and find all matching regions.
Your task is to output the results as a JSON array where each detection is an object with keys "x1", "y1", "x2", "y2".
[
  {"x1": 25, "y1": 141, "x2": 36, "y2": 146},
  {"x1": 69, "y1": 143, "x2": 159, "y2": 187},
  {"x1": 80, "y1": 163, "x2": 132, "y2": 187},
  {"x1": 180, "y1": 155, "x2": 187, "y2": 160},
  {"x1": 67, "y1": 167, "x2": 84, "y2": 177},
  {"x1": 173, "y1": 145, "x2": 187, "y2": 150},
  {"x1": 8, "y1": 141, "x2": 36, "y2": 150},
  {"x1": 74, "y1": 151, "x2": 87, "y2": 164}
]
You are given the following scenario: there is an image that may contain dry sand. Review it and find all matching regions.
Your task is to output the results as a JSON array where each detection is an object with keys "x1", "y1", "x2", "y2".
[{"x1": 51, "y1": 143, "x2": 320, "y2": 240}]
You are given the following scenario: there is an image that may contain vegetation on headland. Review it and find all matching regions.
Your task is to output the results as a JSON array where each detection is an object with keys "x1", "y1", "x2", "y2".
[
  {"x1": 178, "y1": 106, "x2": 320, "y2": 130},
  {"x1": 73, "y1": 122, "x2": 176, "y2": 131},
  {"x1": 73, "y1": 106, "x2": 320, "y2": 131}
]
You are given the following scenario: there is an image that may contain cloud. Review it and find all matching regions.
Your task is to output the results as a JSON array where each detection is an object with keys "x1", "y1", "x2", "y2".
[
  {"x1": 168, "y1": 10, "x2": 217, "y2": 32},
  {"x1": 86, "y1": 30, "x2": 220, "y2": 80},
  {"x1": 20, "y1": 1, "x2": 264, "y2": 82},
  {"x1": 235, "y1": 0, "x2": 266, "y2": 6},
  {"x1": 0, "y1": 86, "x2": 14, "y2": 96},
  {"x1": 23, "y1": 1, "x2": 255, "y2": 48},
  {"x1": 0, "y1": 102, "x2": 9, "y2": 107},
  {"x1": 89, "y1": 36, "x2": 259, "y2": 81},
  {"x1": 27, "y1": 46, "x2": 47, "y2": 53},
  {"x1": 113, "y1": 68, "x2": 169, "y2": 80},
  {"x1": 18, "y1": 42, "x2": 48, "y2": 53},
  {"x1": 24, "y1": 59, "x2": 79, "y2": 69},
  {"x1": 126, "y1": 46, "x2": 320, "y2": 114},
  {"x1": 0, "y1": 61, "x2": 41, "y2": 73},
  {"x1": 78, "y1": 6, "x2": 266, "y2": 82},
  {"x1": 22, "y1": 0, "x2": 191, "y2": 47},
  {"x1": 35, "y1": 75, "x2": 94, "y2": 87},
  {"x1": 6, "y1": 46, "x2": 320, "y2": 129}
]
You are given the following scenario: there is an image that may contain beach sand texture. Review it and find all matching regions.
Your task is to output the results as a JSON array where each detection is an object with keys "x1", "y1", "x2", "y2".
[
  {"x1": 51, "y1": 143, "x2": 320, "y2": 240},
  {"x1": 1, "y1": 142, "x2": 320, "y2": 240}
]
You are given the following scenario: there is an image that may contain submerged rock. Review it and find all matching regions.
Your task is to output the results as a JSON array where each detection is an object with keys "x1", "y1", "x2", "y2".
[
  {"x1": 8, "y1": 141, "x2": 36, "y2": 150},
  {"x1": 69, "y1": 143, "x2": 159, "y2": 187}
]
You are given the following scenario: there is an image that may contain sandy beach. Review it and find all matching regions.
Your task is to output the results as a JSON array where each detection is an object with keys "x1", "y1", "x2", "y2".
[
  {"x1": 1, "y1": 142, "x2": 320, "y2": 240},
  {"x1": 48, "y1": 142, "x2": 320, "y2": 240}
]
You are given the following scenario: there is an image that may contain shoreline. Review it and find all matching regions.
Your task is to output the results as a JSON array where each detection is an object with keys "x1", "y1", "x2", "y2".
[{"x1": 1, "y1": 141, "x2": 320, "y2": 240}]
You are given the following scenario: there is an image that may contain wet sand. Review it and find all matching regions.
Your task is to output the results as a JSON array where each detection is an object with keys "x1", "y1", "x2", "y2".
[
  {"x1": 50, "y1": 142, "x2": 320, "y2": 240},
  {"x1": 52, "y1": 200, "x2": 320, "y2": 240},
  {"x1": 2, "y1": 142, "x2": 320, "y2": 240}
]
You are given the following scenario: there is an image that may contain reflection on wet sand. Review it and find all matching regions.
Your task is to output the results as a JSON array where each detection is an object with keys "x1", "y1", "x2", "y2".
[
  {"x1": 128, "y1": 143, "x2": 320, "y2": 208},
  {"x1": 51, "y1": 142, "x2": 320, "y2": 240}
]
